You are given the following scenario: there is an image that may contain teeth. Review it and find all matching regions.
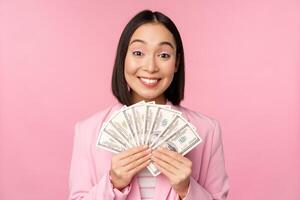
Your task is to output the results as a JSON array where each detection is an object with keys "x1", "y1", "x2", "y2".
[{"x1": 140, "y1": 77, "x2": 158, "y2": 84}]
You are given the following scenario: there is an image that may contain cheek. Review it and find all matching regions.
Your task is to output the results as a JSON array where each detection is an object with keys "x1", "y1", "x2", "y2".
[
  {"x1": 124, "y1": 55, "x2": 141, "y2": 74},
  {"x1": 160, "y1": 60, "x2": 177, "y2": 75}
]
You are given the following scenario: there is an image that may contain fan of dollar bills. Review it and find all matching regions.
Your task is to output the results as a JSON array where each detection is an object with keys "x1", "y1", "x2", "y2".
[{"x1": 96, "y1": 101, "x2": 202, "y2": 176}]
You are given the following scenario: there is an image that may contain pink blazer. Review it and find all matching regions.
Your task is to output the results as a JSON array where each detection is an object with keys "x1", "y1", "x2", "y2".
[{"x1": 68, "y1": 102, "x2": 229, "y2": 200}]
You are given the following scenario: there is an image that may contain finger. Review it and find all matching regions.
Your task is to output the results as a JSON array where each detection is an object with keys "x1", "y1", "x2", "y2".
[
  {"x1": 128, "y1": 158, "x2": 151, "y2": 175},
  {"x1": 116, "y1": 145, "x2": 148, "y2": 160},
  {"x1": 151, "y1": 155, "x2": 178, "y2": 175},
  {"x1": 152, "y1": 149, "x2": 182, "y2": 169},
  {"x1": 157, "y1": 147, "x2": 188, "y2": 164},
  {"x1": 124, "y1": 153, "x2": 152, "y2": 171},
  {"x1": 119, "y1": 148, "x2": 151, "y2": 167},
  {"x1": 153, "y1": 161, "x2": 175, "y2": 178}
]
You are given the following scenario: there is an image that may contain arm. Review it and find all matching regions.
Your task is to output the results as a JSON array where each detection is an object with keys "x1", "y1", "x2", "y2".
[
  {"x1": 183, "y1": 120, "x2": 230, "y2": 200},
  {"x1": 68, "y1": 122, "x2": 131, "y2": 200}
]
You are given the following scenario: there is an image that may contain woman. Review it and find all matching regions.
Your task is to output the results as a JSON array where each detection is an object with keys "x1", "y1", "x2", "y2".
[{"x1": 69, "y1": 10, "x2": 229, "y2": 200}]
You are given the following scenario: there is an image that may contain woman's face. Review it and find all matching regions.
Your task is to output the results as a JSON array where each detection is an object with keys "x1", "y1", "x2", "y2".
[{"x1": 124, "y1": 22, "x2": 178, "y2": 104}]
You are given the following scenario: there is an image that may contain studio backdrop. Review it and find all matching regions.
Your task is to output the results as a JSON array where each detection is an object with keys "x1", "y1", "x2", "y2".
[{"x1": 0, "y1": 0, "x2": 299, "y2": 199}]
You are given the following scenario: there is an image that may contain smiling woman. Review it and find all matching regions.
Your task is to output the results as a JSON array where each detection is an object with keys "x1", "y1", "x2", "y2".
[
  {"x1": 111, "y1": 10, "x2": 185, "y2": 107},
  {"x1": 124, "y1": 23, "x2": 178, "y2": 104},
  {"x1": 68, "y1": 10, "x2": 229, "y2": 200}
]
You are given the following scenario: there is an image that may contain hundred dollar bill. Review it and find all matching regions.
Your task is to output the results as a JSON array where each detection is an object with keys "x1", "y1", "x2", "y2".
[
  {"x1": 148, "y1": 106, "x2": 181, "y2": 147},
  {"x1": 165, "y1": 124, "x2": 202, "y2": 156},
  {"x1": 140, "y1": 101, "x2": 154, "y2": 145},
  {"x1": 96, "y1": 122, "x2": 128, "y2": 153},
  {"x1": 108, "y1": 110, "x2": 137, "y2": 147},
  {"x1": 145, "y1": 106, "x2": 181, "y2": 176},
  {"x1": 146, "y1": 114, "x2": 185, "y2": 176},
  {"x1": 103, "y1": 121, "x2": 132, "y2": 148},
  {"x1": 144, "y1": 105, "x2": 159, "y2": 146},
  {"x1": 122, "y1": 101, "x2": 146, "y2": 146},
  {"x1": 148, "y1": 123, "x2": 202, "y2": 176},
  {"x1": 151, "y1": 115, "x2": 186, "y2": 149},
  {"x1": 132, "y1": 104, "x2": 147, "y2": 145},
  {"x1": 122, "y1": 109, "x2": 139, "y2": 146},
  {"x1": 143, "y1": 103, "x2": 173, "y2": 145},
  {"x1": 147, "y1": 162, "x2": 161, "y2": 176}
]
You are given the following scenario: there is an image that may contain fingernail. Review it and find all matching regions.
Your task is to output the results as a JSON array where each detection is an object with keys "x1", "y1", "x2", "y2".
[{"x1": 143, "y1": 145, "x2": 148, "y2": 149}]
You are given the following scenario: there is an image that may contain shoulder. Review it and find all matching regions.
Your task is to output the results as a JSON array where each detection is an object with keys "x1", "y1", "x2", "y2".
[{"x1": 74, "y1": 103, "x2": 123, "y2": 137}]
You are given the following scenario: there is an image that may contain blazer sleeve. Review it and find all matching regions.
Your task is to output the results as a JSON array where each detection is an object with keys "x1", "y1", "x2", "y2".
[
  {"x1": 183, "y1": 119, "x2": 229, "y2": 200},
  {"x1": 68, "y1": 122, "x2": 132, "y2": 200}
]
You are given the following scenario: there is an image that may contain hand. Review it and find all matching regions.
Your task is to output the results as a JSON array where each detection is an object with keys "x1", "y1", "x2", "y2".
[
  {"x1": 152, "y1": 147, "x2": 192, "y2": 199},
  {"x1": 109, "y1": 145, "x2": 151, "y2": 190}
]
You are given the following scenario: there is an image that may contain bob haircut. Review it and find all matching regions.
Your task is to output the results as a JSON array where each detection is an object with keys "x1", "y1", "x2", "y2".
[{"x1": 111, "y1": 10, "x2": 185, "y2": 106}]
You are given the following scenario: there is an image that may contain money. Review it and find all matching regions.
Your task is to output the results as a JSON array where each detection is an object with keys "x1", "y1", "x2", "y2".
[
  {"x1": 108, "y1": 109, "x2": 137, "y2": 147},
  {"x1": 96, "y1": 101, "x2": 202, "y2": 176},
  {"x1": 148, "y1": 123, "x2": 201, "y2": 176},
  {"x1": 96, "y1": 122, "x2": 127, "y2": 153}
]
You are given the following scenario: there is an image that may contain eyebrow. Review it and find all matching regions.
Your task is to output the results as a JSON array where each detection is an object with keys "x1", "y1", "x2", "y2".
[{"x1": 129, "y1": 39, "x2": 175, "y2": 49}]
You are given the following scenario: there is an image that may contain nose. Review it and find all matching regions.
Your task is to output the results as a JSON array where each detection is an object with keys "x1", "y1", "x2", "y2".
[{"x1": 145, "y1": 55, "x2": 158, "y2": 73}]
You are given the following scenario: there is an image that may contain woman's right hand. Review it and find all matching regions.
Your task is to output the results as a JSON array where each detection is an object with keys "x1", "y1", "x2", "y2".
[{"x1": 109, "y1": 145, "x2": 152, "y2": 190}]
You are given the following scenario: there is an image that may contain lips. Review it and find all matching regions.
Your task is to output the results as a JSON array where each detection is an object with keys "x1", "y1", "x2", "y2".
[{"x1": 138, "y1": 77, "x2": 161, "y2": 87}]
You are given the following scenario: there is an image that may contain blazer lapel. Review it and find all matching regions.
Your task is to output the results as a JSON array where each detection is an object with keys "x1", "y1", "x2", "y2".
[{"x1": 166, "y1": 101, "x2": 190, "y2": 123}]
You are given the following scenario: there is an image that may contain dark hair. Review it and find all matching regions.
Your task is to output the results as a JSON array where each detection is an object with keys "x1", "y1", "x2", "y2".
[{"x1": 111, "y1": 10, "x2": 185, "y2": 106}]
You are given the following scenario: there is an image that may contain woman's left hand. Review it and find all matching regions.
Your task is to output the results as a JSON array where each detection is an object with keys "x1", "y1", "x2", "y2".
[{"x1": 152, "y1": 147, "x2": 192, "y2": 199}]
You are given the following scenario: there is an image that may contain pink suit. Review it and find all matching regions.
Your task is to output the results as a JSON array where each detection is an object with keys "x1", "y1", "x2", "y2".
[{"x1": 69, "y1": 102, "x2": 229, "y2": 200}]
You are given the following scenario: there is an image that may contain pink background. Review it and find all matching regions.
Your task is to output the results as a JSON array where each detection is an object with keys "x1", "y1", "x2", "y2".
[{"x1": 1, "y1": 0, "x2": 299, "y2": 199}]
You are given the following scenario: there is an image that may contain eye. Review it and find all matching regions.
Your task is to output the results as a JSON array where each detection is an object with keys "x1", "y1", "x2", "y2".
[
  {"x1": 159, "y1": 52, "x2": 170, "y2": 59},
  {"x1": 132, "y1": 50, "x2": 143, "y2": 56}
]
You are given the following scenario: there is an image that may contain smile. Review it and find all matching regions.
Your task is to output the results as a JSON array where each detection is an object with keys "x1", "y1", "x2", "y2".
[{"x1": 138, "y1": 77, "x2": 161, "y2": 87}]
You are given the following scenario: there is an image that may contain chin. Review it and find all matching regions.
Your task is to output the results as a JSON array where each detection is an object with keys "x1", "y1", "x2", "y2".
[
  {"x1": 137, "y1": 92, "x2": 160, "y2": 101},
  {"x1": 141, "y1": 95, "x2": 158, "y2": 101}
]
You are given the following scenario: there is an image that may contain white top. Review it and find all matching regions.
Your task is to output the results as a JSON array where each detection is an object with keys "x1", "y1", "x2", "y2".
[{"x1": 137, "y1": 168, "x2": 156, "y2": 200}]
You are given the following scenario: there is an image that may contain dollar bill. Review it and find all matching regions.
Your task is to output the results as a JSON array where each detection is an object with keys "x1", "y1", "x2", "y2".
[
  {"x1": 144, "y1": 105, "x2": 159, "y2": 146},
  {"x1": 147, "y1": 162, "x2": 160, "y2": 176},
  {"x1": 148, "y1": 122, "x2": 202, "y2": 176},
  {"x1": 145, "y1": 106, "x2": 182, "y2": 176},
  {"x1": 132, "y1": 105, "x2": 147, "y2": 145},
  {"x1": 151, "y1": 115, "x2": 186, "y2": 149},
  {"x1": 165, "y1": 124, "x2": 202, "y2": 156},
  {"x1": 148, "y1": 106, "x2": 181, "y2": 147},
  {"x1": 96, "y1": 122, "x2": 128, "y2": 153},
  {"x1": 108, "y1": 110, "x2": 137, "y2": 147},
  {"x1": 96, "y1": 101, "x2": 202, "y2": 177}
]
